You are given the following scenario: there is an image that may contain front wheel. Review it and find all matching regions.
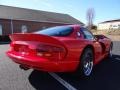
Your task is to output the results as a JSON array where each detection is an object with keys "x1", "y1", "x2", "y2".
[
  {"x1": 108, "y1": 43, "x2": 113, "y2": 58},
  {"x1": 78, "y1": 48, "x2": 94, "y2": 77}
]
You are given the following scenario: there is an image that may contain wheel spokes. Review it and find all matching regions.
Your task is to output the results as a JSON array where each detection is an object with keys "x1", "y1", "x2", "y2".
[{"x1": 83, "y1": 54, "x2": 93, "y2": 76}]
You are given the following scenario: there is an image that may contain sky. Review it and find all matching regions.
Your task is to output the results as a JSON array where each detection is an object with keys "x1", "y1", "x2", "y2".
[{"x1": 0, "y1": 0, "x2": 120, "y2": 25}]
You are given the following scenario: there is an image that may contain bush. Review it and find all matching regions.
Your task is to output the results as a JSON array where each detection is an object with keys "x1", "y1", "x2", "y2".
[{"x1": 91, "y1": 25, "x2": 97, "y2": 30}]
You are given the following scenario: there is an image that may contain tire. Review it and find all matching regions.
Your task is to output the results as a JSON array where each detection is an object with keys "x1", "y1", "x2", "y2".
[
  {"x1": 77, "y1": 48, "x2": 94, "y2": 77},
  {"x1": 108, "y1": 43, "x2": 113, "y2": 58}
]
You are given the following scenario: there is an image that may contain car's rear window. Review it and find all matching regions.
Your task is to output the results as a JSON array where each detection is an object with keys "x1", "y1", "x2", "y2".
[{"x1": 35, "y1": 26, "x2": 73, "y2": 36}]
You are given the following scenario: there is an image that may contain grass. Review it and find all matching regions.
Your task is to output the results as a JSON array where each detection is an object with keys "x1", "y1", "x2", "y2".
[
  {"x1": 91, "y1": 29, "x2": 120, "y2": 41},
  {"x1": 91, "y1": 29, "x2": 120, "y2": 35}
]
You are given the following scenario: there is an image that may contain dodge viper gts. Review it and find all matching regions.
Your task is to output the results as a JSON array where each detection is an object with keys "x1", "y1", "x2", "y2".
[{"x1": 6, "y1": 25, "x2": 113, "y2": 76}]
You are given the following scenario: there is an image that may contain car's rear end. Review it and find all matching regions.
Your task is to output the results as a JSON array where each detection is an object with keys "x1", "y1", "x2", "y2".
[
  {"x1": 7, "y1": 25, "x2": 81, "y2": 72},
  {"x1": 7, "y1": 33, "x2": 71, "y2": 72}
]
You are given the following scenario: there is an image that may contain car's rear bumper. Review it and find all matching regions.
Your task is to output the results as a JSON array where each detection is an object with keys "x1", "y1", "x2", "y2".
[{"x1": 6, "y1": 51, "x2": 78, "y2": 72}]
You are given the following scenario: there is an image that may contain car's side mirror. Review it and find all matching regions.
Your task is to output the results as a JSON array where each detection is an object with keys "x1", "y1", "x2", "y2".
[
  {"x1": 92, "y1": 38, "x2": 98, "y2": 43},
  {"x1": 94, "y1": 35, "x2": 102, "y2": 41},
  {"x1": 95, "y1": 37, "x2": 99, "y2": 41}
]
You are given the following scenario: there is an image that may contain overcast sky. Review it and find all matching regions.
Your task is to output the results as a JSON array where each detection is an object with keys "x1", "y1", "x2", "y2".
[{"x1": 0, "y1": 0, "x2": 120, "y2": 25}]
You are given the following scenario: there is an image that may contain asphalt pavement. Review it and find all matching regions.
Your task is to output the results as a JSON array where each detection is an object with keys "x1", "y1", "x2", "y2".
[{"x1": 0, "y1": 41, "x2": 120, "y2": 90}]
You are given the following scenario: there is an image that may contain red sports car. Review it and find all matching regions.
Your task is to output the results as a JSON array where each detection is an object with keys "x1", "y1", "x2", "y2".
[{"x1": 6, "y1": 25, "x2": 113, "y2": 76}]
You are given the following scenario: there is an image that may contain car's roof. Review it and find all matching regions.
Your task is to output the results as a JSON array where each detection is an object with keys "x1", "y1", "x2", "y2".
[
  {"x1": 68, "y1": 24, "x2": 81, "y2": 27},
  {"x1": 45, "y1": 24, "x2": 81, "y2": 29}
]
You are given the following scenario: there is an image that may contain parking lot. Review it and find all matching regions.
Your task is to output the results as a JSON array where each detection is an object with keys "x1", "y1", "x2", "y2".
[{"x1": 0, "y1": 41, "x2": 120, "y2": 90}]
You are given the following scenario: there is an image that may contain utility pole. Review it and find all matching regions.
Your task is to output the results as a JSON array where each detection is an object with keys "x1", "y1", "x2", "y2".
[{"x1": 10, "y1": 18, "x2": 14, "y2": 34}]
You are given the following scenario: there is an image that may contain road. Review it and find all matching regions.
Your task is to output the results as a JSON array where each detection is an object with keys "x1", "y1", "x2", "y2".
[{"x1": 0, "y1": 41, "x2": 120, "y2": 90}]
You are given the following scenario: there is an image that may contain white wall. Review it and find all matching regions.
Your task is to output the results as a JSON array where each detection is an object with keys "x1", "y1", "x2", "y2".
[{"x1": 98, "y1": 21, "x2": 120, "y2": 30}]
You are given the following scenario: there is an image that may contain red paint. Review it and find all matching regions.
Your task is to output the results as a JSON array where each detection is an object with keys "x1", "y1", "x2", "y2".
[{"x1": 6, "y1": 25, "x2": 112, "y2": 72}]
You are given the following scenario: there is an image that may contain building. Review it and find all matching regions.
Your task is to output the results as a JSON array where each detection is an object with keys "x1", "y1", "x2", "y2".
[
  {"x1": 0, "y1": 5, "x2": 84, "y2": 36},
  {"x1": 98, "y1": 19, "x2": 120, "y2": 30}
]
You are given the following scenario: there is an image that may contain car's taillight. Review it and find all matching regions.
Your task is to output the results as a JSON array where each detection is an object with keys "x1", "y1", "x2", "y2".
[
  {"x1": 36, "y1": 44, "x2": 66, "y2": 60},
  {"x1": 9, "y1": 42, "x2": 67, "y2": 60},
  {"x1": 10, "y1": 42, "x2": 30, "y2": 55}
]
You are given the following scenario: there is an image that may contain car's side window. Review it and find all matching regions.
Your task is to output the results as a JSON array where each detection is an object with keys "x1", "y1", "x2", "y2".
[
  {"x1": 81, "y1": 28, "x2": 94, "y2": 40},
  {"x1": 35, "y1": 26, "x2": 73, "y2": 37}
]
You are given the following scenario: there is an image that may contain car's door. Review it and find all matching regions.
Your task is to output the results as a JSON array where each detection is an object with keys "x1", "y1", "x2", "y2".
[
  {"x1": 98, "y1": 35, "x2": 111, "y2": 52},
  {"x1": 80, "y1": 28, "x2": 102, "y2": 63}
]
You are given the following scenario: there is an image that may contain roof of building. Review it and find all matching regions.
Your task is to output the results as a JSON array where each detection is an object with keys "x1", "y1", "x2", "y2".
[
  {"x1": 99, "y1": 19, "x2": 120, "y2": 24},
  {"x1": 0, "y1": 5, "x2": 84, "y2": 25}
]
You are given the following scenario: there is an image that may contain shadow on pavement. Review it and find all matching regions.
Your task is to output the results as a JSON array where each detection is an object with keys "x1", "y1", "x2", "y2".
[
  {"x1": 28, "y1": 54, "x2": 120, "y2": 90},
  {"x1": 112, "y1": 54, "x2": 120, "y2": 59},
  {"x1": 57, "y1": 54, "x2": 120, "y2": 90},
  {"x1": 0, "y1": 42, "x2": 10, "y2": 44},
  {"x1": 28, "y1": 70, "x2": 66, "y2": 90}
]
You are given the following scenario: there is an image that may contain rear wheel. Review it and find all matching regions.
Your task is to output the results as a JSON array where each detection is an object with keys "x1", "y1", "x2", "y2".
[
  {"x1": 78, "y1": 48, "x2": 94, "y2": 77},
  {"x1": 108, "y1": 43, "x2": 113, "y2": 58}
]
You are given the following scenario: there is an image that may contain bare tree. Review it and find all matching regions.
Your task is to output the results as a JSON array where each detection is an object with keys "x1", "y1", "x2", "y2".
[{"x1": 86, "y1": 8, "x2": 95, "y2": 30}]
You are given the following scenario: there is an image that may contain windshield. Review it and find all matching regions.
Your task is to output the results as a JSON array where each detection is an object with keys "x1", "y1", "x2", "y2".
[{"x1": 35, "y1": 26, "x2": 73, "y2": 37}]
